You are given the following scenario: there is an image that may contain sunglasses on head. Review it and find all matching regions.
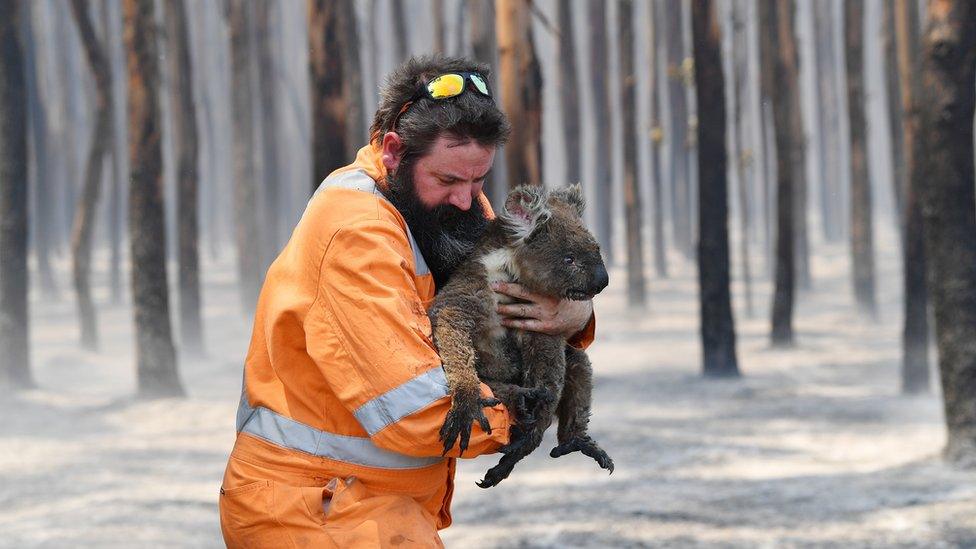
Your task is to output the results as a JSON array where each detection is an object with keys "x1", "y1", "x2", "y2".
[{"x1": 390, "y1": 72, "x2": 492, "y2": 131}]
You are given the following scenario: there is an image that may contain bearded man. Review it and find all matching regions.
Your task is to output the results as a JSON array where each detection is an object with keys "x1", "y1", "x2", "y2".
[{"x1": 219, "y1": 56, "x2": 595, "y2": 548}]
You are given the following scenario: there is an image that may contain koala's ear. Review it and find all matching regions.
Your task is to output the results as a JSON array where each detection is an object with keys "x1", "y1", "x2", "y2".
[
  {"x1": 551, "y1": 182, "x2": 585, "y2": 217},
  {"x1": 503, "y1": 185, "x2": 551, "y2": 240}
]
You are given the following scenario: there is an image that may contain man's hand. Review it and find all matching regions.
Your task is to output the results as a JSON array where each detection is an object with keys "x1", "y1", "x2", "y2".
[{"x1": 492, "y1": 282, "x2": 593, "y2": 339}]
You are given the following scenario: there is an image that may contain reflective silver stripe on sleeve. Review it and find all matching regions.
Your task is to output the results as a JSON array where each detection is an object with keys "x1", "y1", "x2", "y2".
[
  {"x1": 236, "y1": 389, "x2": 443, "y2": 470},
  {"x1": 353, "y1": 367, "x2": 450, "y2": 436},
  {"x1": 312, "y1": 169, "x2": 430, "y2": 277}
]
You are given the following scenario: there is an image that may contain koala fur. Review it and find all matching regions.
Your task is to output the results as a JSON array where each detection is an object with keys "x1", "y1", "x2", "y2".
[{"x1": 428, "y1": 183, "x2": 613, "y2": 488}]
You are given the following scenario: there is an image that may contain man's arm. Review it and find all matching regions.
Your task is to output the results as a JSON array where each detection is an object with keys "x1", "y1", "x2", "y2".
[{"x1": 305, "y1": 218, "x2": 511, "y2": 458}]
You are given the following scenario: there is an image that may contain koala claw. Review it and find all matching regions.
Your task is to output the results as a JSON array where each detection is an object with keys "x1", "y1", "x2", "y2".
[
  {"x1": 476, "y1": 460, "x2": 516, "y2": 489},
  {"x1": 550, "y1": 436, "x2": 614, "y2": 474},
  {"x1": 440, "y1": 396, "x2": 501, "y2": 456}
]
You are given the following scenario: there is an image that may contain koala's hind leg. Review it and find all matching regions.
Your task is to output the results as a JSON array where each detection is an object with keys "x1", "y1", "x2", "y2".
[
  {"x1": 484, "y1": 381, "x2": 555, "y2": 429},
  {"x1": 550, "y1": 347, "x2": 614, "y2": 473},
  {"x1": 432, "y1": 307, "x2": 500, "y2": 456}
]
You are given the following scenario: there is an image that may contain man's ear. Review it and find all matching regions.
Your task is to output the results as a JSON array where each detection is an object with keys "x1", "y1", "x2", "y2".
[
  {"x1": 502, "y1": 185, "x2": 551, "y2": 241},
  {"x1": 550, "y1": 182, "x2": 585, "y2": 218},
  {"x1": 381, "y1": 132, "x2": 405, "y2": 173}
]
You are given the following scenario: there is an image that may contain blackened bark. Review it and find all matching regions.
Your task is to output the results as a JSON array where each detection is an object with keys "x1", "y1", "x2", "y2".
[
  {"x1": 164, "y1": 0, "x2": 203, "y2": 356},
  {"x1": 845, "y1": 0, "x2": 878, "y2": 316},
  {"x1": 70, "y1": 0, "x2": 111, "y2": 351},
  {"x1": 308, "y1": 0, "x2": 346, "y2": 190},
  {"x1": 618, "y1": 0, "x2": 646, "y2": 309},
  {"x1": 764, "y1": 0, "x2": 797, "y2": 347},
  {"x1": 230, "y1": 0, "x2": 261, "y2": 312},
  {"x1": 254, "y1": 0, "x2": 280, "y2": 263},
  {"x1": 391, "y1": 0, "x2": 409, "y2": 61},
  {"x1": 101, "y1": 0, "x2": 124, "y2": 304},
  {"x1": 664, "y1": 0, "x2": 692, "y2": 259},
  {"x1": 468, "y1": 0, "x2": 502, "y2": 204},
  {"x1": 730, "y1": 0, "x2": 751, "y2": 315},
  {"x1": 0, "y1": 0, "x2": 31, "y2": 389},
  {"x1": 692, "y1": 0, "x2": 738, "y2": 377},
  {"x1": 497, "y1": 0, "x2": 543, "y2": 188},
  {"x1": 894, "y1": 0, "x2": 930, "y2": 394},
  {"x1": 432, "y1": 0, "x2": 445, "y2": 54},
  {"x1": 586, "y1": 0, "x2": 613, "y2": 262},
  {"x1": 916, "y1": 0, "x2": 976, "y2": 466},
  {"x1": 648, "y1": 0, "x2": 667, "y2": 278},
  {"x1": 123, "y1": 0, "x2": 183, "y2": 398},
  {"x1": 883, "y1": 0, "x2": 906, "y2": 234},
  {"x1": 337, "y1": 0, "x2": 364, "y2": 157},
  {"x1": 813, "y1": 0, "x2": 843, "y2": 243},
  {"x1": 556, "y1": 0, "x2": 580, "y2": 186}
]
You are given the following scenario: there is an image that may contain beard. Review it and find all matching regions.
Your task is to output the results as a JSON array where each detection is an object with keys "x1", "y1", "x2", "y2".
[{"x1": 382, "y1": 163, "x2": 488, "y2": 289}]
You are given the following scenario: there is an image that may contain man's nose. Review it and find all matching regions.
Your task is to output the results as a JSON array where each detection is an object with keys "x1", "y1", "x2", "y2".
[{"x1": 449, "y1": 186, "x2": 473, "y2": 211}]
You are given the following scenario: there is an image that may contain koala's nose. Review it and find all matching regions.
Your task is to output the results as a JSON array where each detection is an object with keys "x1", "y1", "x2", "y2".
[{"x1": 592, "y1": 264, "x2": 609, "y2": 294}]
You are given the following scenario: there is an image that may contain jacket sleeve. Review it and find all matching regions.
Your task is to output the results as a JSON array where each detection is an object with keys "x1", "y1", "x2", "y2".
[
  {"x1": 567, "y1": 312, "x2": 596, "y2": 350},
  {"x1": 305, "y1": 218, "x2": 511, "y2": 458}
]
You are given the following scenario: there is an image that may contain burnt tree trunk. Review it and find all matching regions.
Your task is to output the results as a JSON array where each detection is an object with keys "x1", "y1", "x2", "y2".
[
  {"x1": 556, "y1": 0, "x2": 580, "y2": 186},
  {"x1": 692, "y1": 0, "x2": 738, "y2": 377},
  {"x1": 254, "y1": 0, "x2": 280, "y2": 263},
  {"x1": 618, "y1": 0, "x2": 646, "y2": 309},
  {"x1": 845, "y1": 0, "x2": 878, "y2": 316},
  {"x1": 894, "y1": 0, "x2": 930, "y2": 394},
  {"x1": 587, "y1": 0, "x2": 613, "y2": 262},
  {"x1": 337, "y1": 0, "x2": 364, "y2": 157},
  {"x1": 813, "y1": 0, "x2": 843, "y2": 242},
  {"x1": 164, "y1": 0, "x2": 203, "y2": 356},
  {"x1": 916, "y1": 0, "x2": 976, "y2": 466},
  {"x1": 665, "y1": 0, "x2": 692, "y2": 258},
  {"x1": 123, "y1": 0, "x2": 183, "y2": 398},
  {"x1": 468, "y1": 0, "x2": 502, "y2": 204},
  {"x1": 764, "y1": 0, "x2": 798, "y2": 346},
  {"x1": 496, "y1": 0, "x2": 543, "y2": 188},
  {"x1": 730, "y1": 0, "x2": 752, "y2": 315},
  {"x1": 391, "y1": 0, "x2": 409, "y2": 61},
  {"x1": 308, "y1": 0, "x2": 346, "y2": 190},
  {"x1": 69, "y1": 0, "x2": 111, "y2": 351},
  {"x1": 648, "y1": 0, "x2": 668, "y2": 278},
  {"x1": 229, "y1": 0, "x2": 261, "y2": 312},
  {"x1": 432, "y1": 0, "x2": 445, "y2": 54},
  {"x1": 0, "y1": 0, "x2": 31, "y2": 389},
  {"x1": 101, "y1": 0, "x2": 124, "y2": 304},
  {"x1": 883, "y1": 0, "x2": 906, "y2": 235}
]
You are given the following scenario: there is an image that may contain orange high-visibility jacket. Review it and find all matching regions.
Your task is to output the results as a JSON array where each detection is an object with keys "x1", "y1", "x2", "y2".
[{"x1": 220, "y1": 143, "x2": 595, "y2": 547}]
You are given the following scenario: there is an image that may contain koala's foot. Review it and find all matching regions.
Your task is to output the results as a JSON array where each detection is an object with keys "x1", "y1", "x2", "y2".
[
  {"x1": 550, "y1": 435, "x2": 614, "y2": 474},
  {"x1": 476, "y1": 454, "x2": 518, "y2": 489},
  {"x1": 440, "y1": 393, "x2": 501, "y2": 456},
  {"x1": 509, "y1": 386, "x2": 555, "y2": 426}
]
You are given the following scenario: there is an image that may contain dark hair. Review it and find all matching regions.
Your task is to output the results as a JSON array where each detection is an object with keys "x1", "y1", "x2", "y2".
[{"x1": 369, "y1": 55, "x2": 511, "y2": 160}]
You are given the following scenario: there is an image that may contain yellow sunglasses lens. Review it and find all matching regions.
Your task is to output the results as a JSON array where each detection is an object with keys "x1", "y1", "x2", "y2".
[{"x1": 427, "y1": 74, "x2": 465, "y2": 99}]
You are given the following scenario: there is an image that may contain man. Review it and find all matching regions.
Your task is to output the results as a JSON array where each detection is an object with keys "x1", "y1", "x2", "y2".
[{"x1": 219, "y1": 56, "x2": 595, "y2": 547}]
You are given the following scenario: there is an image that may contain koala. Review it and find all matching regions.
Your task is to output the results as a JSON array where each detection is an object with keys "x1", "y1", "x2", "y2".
[{"x1": 428, "y1": 183, "x2": 613, "y2": 488}]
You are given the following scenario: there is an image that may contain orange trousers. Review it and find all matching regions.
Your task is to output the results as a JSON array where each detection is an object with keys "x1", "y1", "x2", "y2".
[{"x1": 219, "y1": 435, "x2": 446, "y2": 548}]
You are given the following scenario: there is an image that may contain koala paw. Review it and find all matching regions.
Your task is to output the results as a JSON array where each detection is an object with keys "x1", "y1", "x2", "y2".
[
  {"x1": 550, "y1": 435, "x2": 614, "y2": 474},
  {"x1": 439, "y1": 392, "x2": 501, "y2": 456},
  {"x1": 512, "y1": 386, "x2": 555, "y2": 426}
]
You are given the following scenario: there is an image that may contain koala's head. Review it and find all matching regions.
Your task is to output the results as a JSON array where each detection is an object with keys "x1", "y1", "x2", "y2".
[{"x1": 500, "y1": 184, "x2": 609, "y2": 300}]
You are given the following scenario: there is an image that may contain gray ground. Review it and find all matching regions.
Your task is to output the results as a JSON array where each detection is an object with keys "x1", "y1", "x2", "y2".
[{"x1": 3, "y1": 242, "x2": 974, "y2": 548}]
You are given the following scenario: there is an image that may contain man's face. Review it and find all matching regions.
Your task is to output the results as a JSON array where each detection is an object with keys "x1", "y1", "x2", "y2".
[
  {"x1": 382, "y1": 135, "x2": 495, "y2": 288},
  {"x1": 409, "y1": 136, "x2": 495, "y2": 211}
]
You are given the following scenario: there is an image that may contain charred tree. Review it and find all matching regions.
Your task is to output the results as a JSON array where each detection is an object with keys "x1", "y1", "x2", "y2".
[
  {"x1": 648, "y1": 0, "x2": 668, "y2": 278},
  {"x1": 618, "y1": 0, "x2": 646, "y2": 309},
  {"x1": 229, "y1": 0, "x2": 261, "y2": 312},
  {"x1": 845, "y1": 0, "x2": 878, "y2": 316},
  {"x1": 766, "y1": 0, "x2": 800, "y2": 346},
  {"x1": 164, "y1": 0, "x2": 203, "y2": 356},
  {"x1": 101, "y1": 0, "x2": 124, "y2": 304},
  {"x1": 0, "y1": 0, "x2": 31, "y2": 389},
  {"x1": 556, "y1": 0, "x2": 580, "y2": 186},
  {"x1": 664, "y1": 0, "x2": 692, "y2": 259},
  {"x1": 123, "y1": 0, "x2": 183, "y2": 398},
  {"x1": 254, "y1": 0, "x2": 280, "y2": 262},
  {"x1": 730, "y1": 0, "x2": 752, "y2": 315},
  {"x1": 883, "y1": 0, "x2": 906, "y2": 234},
  {"x1": 586, "y1": 0, "x2": 613, "y2": 261},
  {"x1": 432, "y1": 0, "x2": 445, "y2": 54},
  {"x1": 813, "y1": 0, "x2": 843, "y2": 242},
  {"x1": 468, "y1": 0, "x2": 502, "y2": 203},
  {"x1": 692, "y1": 0, "x2": 738, "y2": 377},
  {"x1": 496, "y1": 0, "x2": 543, "y2": 187},
  {"x1": 894, "y1": 0, "x2": 929, "y2": 394},
  {"x1": 391, "y1": 0, "x2": 410, "y2": 62},
  {"x1": 916, "y1": 0, "x2": 976, "y2": 466},
  {"x1": 337, "y1": 0, "x2": 364, "y2": 157},
  {"x1": 69, "y1": 0, "x2": 111, "y2": 351},
  {"x1": 307, "y1": 0, "x2": 346, "y2": 190}
]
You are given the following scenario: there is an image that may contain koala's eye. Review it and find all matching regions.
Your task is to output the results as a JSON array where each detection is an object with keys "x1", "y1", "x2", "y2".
[{"x1": 563, "y1": 254, "x2": 576, "y2": 265}]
